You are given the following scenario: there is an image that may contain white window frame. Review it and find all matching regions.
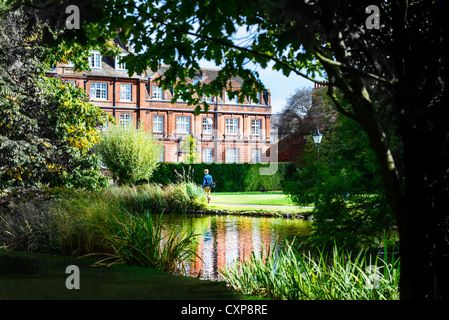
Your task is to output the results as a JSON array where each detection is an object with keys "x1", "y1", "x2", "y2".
[
  {"x1": 89, "y1": 51, "x2": 101, "y2": 69},
  {"x1": 251, "y1": 119, "x2": 261, "y2": 135},
  {"x1": 176, "y1": 116, "x2": 190, "y2": 134},
  {"x1": 203, "y1": 117, "x2": 213, "y2": 134},
  {"x1": 252, "y1": 148, "x2": 261, "y2": 163},
  {"x1": 120, "y1": 84, "x2": 132, "y2": 101},
  {"x1": 153, "y1": 115, "x2": 164, "y2": 133},
  {"x1": 225, "y1": 91, "x2": 238, "y2": 104},
  {"x1": 202, "y1": 94, "x2": 213, "y2": 103},
  {"x1": 90, "y1": 82, "x2": 107, "y2": 100},
  {"x1": 225, "y1": 118, "x2": 239, "y2": 135},
  {"x1": 226, "y1": 148, "x2": 239, "y2": 163},
  {"x1": 115, "y1": 54, "x2": 127, "y2": 71},
  {"x1": 152, "y1": 85, "x2": 163, "y2": 99},
  {"x1": 203, "y1": 148, "x2": 213, "y2": 163},
  {"x1": 120, "y1": 114, "x2": 132, "y2": 127}
]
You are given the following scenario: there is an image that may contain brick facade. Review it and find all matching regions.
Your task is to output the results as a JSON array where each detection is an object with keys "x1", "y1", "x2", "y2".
[{"x1": 50, "y1": 42, "x2": 273, "y2": 164}]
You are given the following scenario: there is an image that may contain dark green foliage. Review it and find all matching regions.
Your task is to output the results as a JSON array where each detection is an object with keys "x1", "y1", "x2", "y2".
[
  {"x1": 284, "y1": 116, "x2": 396, "y2": 250},
  {"x1": 0, "y1": 8, "x2": 109, "y2": 191},
  {"x1": 147, "y1": 162, "x2": 295, "y2": 192}
]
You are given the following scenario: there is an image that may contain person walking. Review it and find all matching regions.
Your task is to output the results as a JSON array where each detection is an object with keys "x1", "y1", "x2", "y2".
[{"x1": 202, "y1": 169, "x2": 213, "y2": 204}]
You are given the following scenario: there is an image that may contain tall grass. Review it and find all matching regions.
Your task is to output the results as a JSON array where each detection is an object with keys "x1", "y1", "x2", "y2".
[
  {"x1": 220, "y1": 242, "x2": 400, "y2": 300},
  {"x1": 44, "y1": 182, "x2": 205, "y2": 272},
  {"x1": 95, "y1": 212, "x2": 198, "y2": 274}
]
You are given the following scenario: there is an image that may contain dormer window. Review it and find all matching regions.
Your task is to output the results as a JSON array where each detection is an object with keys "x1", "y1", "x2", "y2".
[
  {"x1": 152, "y1": 85, "x2": 163, "y2": 99},
  {"x1": 115, "y1": 54, "x2": 127, "y2": 71},
  {"x1": 89, "y1": 51, "x2": 101, "y2": 69}
]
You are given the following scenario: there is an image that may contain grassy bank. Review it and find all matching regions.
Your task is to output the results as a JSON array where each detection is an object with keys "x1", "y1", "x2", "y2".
[
  {"x1": 1, "y1": 183, "x2": 207, "y2": 273},
  {"x1": 0, "y1": 250, "x2": 257, "y2": 300}
]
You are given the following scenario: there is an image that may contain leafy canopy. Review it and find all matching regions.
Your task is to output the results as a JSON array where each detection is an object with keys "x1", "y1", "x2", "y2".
[{"x1": 0, "y1": 7, "x2": 113, "y2": 190}]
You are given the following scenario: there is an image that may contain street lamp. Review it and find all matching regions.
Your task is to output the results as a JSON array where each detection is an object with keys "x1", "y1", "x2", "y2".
[{"x1": 312, "y1": 128, "x2": 323, "y2": 162}]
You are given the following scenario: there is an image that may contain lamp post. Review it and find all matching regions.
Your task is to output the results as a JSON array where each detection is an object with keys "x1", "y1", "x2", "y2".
[
  {"x1": 312, "y1": 128, "x2": 323, "y2": 162},
  {"x1": 311, "y1": 128, "x2": 323, "y2": 217}
]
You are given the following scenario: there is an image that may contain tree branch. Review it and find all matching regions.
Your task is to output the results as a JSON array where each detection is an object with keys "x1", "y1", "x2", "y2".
[{"x1": 132, "y1": 4, "x2": 327, "y2": 86}]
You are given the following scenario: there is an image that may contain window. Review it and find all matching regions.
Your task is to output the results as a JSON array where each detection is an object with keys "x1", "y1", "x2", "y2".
[
  {"x1": 120, "y1": 114, "x2": 132, "y2": 127},
  {"x1": 152, "y1": 85, "x2": 162, "y2": 99},
  {"x1": 252, "y1": 149, "x2": 261, "y2": 163},
  {"x1": 89, "y1": 51, "x2": 101, "y2": 69},
  {"x1": 153, "y1": 115, "x2": 164, "y2": 133},
  {"x1": 251, "y1": 94, "x2": 259, "y2": 105},
  {"x1": 115, "y1": 54, "x2": 127, "y2": 70},
  {"x1": 159, "y1": 147, "x2": 164, "y2": 162},
  {"x1": 176, "y1": 116, "x2": 190, "y2": 133},
  {"x1": 202, "y1": 94, "x2": 213, "y2": 103},
  {"x1": 120, "y1": 84, "x2": 132, "y2": 101},
  {"x1": 251, "y1": 119, "x2": 261, "y2": 135},
  {"x1": 225, "y1": 91, "x2": 238, "y2": 104},
  {"x1": 203, "y1": 148, "x2": 213, "y2": 163},
  {"x1": 90, "y1": 83, "x2": 107, "y2": 99},
  {"x1": 226, "y1": 148, "x2": 239, "y2": 163},
  {"x1": 203, "y1": 117, "x2": 213, "y2": 134},
  {"x1": 225, "y1": 118, "x2": 238, "y2": 135},
  {"x1": 65, "y1": 80, "x2": 76, "y2": 87},
  {"x1": 263, "y1": 90, "x2": 269, "y2": 106}
]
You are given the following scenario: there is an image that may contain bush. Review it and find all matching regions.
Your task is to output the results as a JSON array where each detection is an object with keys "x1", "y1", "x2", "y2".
[{"x1": 96, "y1": 124, "x2": 163, "y2": 185}]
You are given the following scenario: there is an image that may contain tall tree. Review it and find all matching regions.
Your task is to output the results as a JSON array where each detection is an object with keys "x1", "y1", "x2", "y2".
[
  {"x1": 273, "y1": 87, "x2": 337, "y2": 140},
  {"x1": 0, "y1": 7, "x2": 113, "y2": 190},
  {"x1": 18, "y1": 0, "x2": 449, "y2": 299}
]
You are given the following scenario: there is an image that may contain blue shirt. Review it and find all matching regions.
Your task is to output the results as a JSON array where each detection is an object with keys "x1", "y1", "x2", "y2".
[{"x1": 202, "y1": 174, "x2": 213, "y2": 187}]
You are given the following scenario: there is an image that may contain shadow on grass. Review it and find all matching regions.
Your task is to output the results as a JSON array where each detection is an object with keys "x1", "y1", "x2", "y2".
[{"x1": 0, "y1": 250, "x2": 261, "y2": 300}]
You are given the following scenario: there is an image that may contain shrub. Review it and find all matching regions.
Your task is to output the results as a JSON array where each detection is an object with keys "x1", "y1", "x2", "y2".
[{"x1": 96, "y1": 124, "x2": 163, "y2": 185}]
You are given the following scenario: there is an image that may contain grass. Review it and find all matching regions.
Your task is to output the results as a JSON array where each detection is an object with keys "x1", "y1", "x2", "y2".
[
  {"x1": 210, "y1": 191, "x2": 296, "y2": 206},
  {"x1": 220, "y1": 241, "x2": 400, "y2": 300},
  {"x1": 0, "y1": 249, "x2": 258, "y2": 300},
  {"x1": 207, "y1": 191, "x2": 313, "y2": 214},
  {"x1": 1, "y1": 182, "x2": 207, "y2": 274}
]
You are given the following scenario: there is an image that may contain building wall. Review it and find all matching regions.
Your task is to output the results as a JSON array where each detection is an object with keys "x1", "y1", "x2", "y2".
[{"x1": 52, "y1": 58, "x2": 273, "y2": 164}]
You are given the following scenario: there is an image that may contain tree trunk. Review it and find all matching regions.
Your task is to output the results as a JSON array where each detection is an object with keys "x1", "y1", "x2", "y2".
[{"x1": 397, "y1": 128, "x2": 449, "y2": 299}]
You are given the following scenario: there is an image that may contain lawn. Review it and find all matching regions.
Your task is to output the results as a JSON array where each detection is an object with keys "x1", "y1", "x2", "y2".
[
  {"x1": 207, "y1": 191, "x2": 313, "y2": 213},
  {"x1": 0, "y1": 250, "x2": 259, "y2": 300},
  {"x1": 210, "y1": 191, "x2": 295, "y2": 206}
]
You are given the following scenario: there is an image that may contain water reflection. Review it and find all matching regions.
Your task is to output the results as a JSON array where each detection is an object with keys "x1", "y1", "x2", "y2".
[{"x1": 161, "y1": 214, "x2": 312, "y2": 280}]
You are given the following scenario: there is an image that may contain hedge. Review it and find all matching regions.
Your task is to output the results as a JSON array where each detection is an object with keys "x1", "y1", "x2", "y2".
[{"x1": 146, "y1": 162, "x2": 296, "y2": 192}]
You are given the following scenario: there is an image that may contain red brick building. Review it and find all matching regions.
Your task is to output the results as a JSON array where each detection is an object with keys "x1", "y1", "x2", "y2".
[{"x1": 51, "y1": 43, "x2": 273, "y2": 163}]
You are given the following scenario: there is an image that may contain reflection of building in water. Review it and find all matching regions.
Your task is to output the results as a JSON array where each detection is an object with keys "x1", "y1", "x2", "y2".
[{"x1": 185, "y1": 216, "x2": 279, "y2": 280}]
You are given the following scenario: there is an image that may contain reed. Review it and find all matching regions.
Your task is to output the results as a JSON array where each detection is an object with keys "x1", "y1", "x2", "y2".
[
  {"x1": 95, "y1": 212, "x2": 198, "y2": 274},
  {"x1": 48, "y1": 182, "x2": 205, "y2": 270},
  {"x1": 220, "y1": 242, "x2": 400, "y2": 300}
]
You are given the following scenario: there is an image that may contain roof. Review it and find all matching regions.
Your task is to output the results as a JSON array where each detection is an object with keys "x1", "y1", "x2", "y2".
[
  {"x1": 84, "y1": 55, "x2": 145, "y2": 80},
  {"x1": 144, "y1": 64, "x2": 245, "y2": 85}
]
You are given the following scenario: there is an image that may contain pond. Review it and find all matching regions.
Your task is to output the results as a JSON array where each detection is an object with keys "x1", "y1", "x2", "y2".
[{"x1": 160, "y1": 214, "x2": 312, "y2": 280}]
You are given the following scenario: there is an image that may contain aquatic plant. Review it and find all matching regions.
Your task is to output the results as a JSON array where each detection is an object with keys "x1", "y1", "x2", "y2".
[{"x1": 221, "y1": 242, "x2": 400, "y2": 300}]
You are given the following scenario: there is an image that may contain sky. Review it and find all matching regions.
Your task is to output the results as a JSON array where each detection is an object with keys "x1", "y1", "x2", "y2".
[{"x1": 254, "y1": 65, "x2": 315, "y2": 115}]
